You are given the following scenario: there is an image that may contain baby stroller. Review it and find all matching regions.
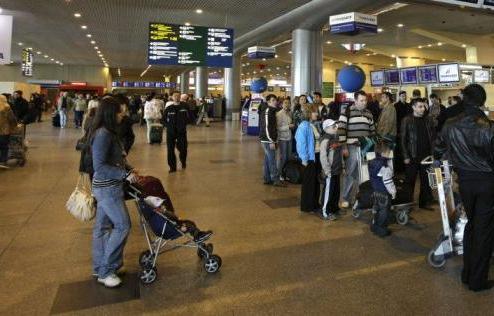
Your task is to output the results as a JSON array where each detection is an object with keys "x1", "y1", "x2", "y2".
[
  {"x1": 126, "y1": 177, "x2": 222, "y2": 284},
  {"x1": 351, "y1": 179, "x2": 415, "y2": 226},
  {"x1": 421, "y1": 156, "x2": 467, "y2": 268}
]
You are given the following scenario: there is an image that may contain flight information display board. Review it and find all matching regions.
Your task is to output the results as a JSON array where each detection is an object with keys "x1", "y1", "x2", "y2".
[
  {"x1": 384, "y1": 69, "x2": 400, "y2": 85},
  {"x1": 21, "y1": 49, "x2": 33, "y2": 77},
  {"x1": 148, "y1": 22, "x2": 234, "y2": 68},
  {"x1": 370, "y1": 70, "x2": 384, "y2": 86},
  {"x1": 399, "y1": 67, "x2": 418, "y2": 85},
  {"x1": 418, "y1": 65, "x2": 438, "y2": 84}
]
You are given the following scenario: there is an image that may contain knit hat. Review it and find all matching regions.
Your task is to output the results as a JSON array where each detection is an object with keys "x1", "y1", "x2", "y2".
[{"x1": 322, "y1": 119, "x2": 337, "y2": 130}]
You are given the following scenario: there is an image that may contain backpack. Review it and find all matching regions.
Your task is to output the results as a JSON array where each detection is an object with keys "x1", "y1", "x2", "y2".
[{"x1": 283, "y1": 159, "x2": 303, "y2": 184}]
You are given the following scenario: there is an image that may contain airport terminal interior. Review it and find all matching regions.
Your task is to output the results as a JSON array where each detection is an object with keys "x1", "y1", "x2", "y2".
[{"x1": 1, "y1": 0, "x2": 494, "y2": 314}]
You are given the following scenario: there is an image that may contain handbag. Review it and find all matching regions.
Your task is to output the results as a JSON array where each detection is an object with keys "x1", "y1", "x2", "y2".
[
  {"x1": 66, "y1": 173, "x2": 96, "y2": 221},
  {"x1": 75, "y1": 133, "x2": 88, "y2": 151}
]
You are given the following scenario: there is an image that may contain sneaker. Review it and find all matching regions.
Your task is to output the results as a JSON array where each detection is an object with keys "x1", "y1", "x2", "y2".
[
  {"x1": 341, "y1": 201, "x2": 350, "y2": 208},
  {"x1": 194, "y1": 230, "x2": 213, "y2": 242},
  {"x1": 181, "y1": 162, "x2": 186, "y2": 170},
  {"x1": 97, "y1": 273, "x2": 122, "y2": 288},
  {"x1": 320, "y1": 212, "x2": 337, "y2": 221},
  {"x1": 279, "y1": 176, "x2": 285, "y2": 182},
  {"x1": 0, "y1": 163, "x2": 9, "y2": 169}
]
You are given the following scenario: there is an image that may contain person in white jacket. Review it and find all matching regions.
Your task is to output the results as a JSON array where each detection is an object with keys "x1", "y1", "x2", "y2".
[
  {"x1": 143, "y1": 94, "x2": 164, "y2": 143},
  {"x1": 276, "y1": 98, "x2": 293, "y2": 180}
]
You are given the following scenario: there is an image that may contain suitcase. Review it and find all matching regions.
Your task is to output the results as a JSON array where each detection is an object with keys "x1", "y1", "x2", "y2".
[
  {"x1": 149, "y1": 123, "x2": 163, "y2": 144},
  {"x1": 283, "y1": 159, "x2": 303, "y2": 184},
  {"x1": 52, "y1": 111, "x2": 60, "y2": 127}
]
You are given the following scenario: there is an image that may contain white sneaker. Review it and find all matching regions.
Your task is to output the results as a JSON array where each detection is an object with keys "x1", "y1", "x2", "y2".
[
  {"x1": 341, "y1": 201, "x2": 350, "y2": 208},
  {"x1": 97, "y1": 273, "x2": 122, "y2": 288}
]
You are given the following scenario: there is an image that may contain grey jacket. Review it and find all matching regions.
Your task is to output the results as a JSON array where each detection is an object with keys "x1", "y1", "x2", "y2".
[
  {"x1": 320, "y1": 134, "x2": 343, "y2": 177},
  {"x1": 276, "y1": 109, "x2": 292, "y2": 141}
]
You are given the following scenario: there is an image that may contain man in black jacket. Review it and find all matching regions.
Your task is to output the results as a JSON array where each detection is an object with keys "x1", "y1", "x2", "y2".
[
  {"x1": 163, "y1": 91, "x2": 189, "y2": 173},
  {"x1": 12, "y1": 90, "x2": 29, "y2": 123},
  {"x1": 437, "y1": 95, "x2": 464, "y2": 132},
  {"x1": 394, "y1": 91, "x2": 412, "y2": 174},
  {"x1": 259, "y1": 94, "x2": 283, "y2": 187},
  {"x1": 401, "y1": 98, "x2": 436, "y2": 210},
  {"x1": 434, "y1": 84, "x2": 494, "y2": 292}
]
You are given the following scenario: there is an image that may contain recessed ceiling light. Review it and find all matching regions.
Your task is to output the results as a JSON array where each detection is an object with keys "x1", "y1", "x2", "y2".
[
  {"x1": 418, "y1": 46, "x2": 423, "y2": 49},
  {"x1": 377, "y1": 28, "x2": 384, "y2": 33},
  {"x1": 288, "y1": 51, "x2": 292, "y2": 54},
  {"x1": 373, "y1": 53, "x2": 377, "y2": 55},
  {"x1": 326, "y1": 41, "x2": 332, "y2": 44},
  {"x1": 94, "y1": 46, "x2": 99, "y2": 50},
  {"x1": 428, "y1": 44, "x2": 432, "y2": 47},
  {"x1": 185, "y1": 22, "x2": 190, "y2": 26},
  {"x1": 74, "y1": 13, "x2": 81, "y2": 18},
  {"x1": 437, "y1": 42, "x2": 443, "y2": 46},
  {"x1": 60, "y1": 63, "x2": 64, "y2": 66},
  {"x1": 97, "y1": 50, "x2": 101, "y2": 54},
  {"x1": 461, "y1": 44, "x2": 467, "y2": 48},
  {"x1": 195, "y1": 9, "x2": 203, "y2": 14},
  {"x1": 27, "y1": 47, "x2": 32, "y2": 50},
  {"x1": 36, "y1": 51, "x2": 41, "y2": 54},
  {"x1": 389, "y1": 64, "x2": 394, "y2": 66},
  {"x1": 397, "y1": 24, "x2": 404, "y2": 28},
  {"x1": 50, "y1": 58, "x2": 54, "y2": 61},
  {"x1": 275, "y1": 54, "x2": 278, "y2": 58},
  {"x1": 0, "y1": 8, "x2": 3, "y2": 14},
  {"x1": 44, "y1": 55, "x2": 48, "y2": 58},
  {"x1": 442, "y1": 58, "x2": 446, "y2": 61},
  {"x1": 91, "y1": 40, "x2": 96, "y2": 44},
  {"x1": 55, "y1": 61, "x2": 60, "y2": 64},
  {"x1": 86, "y1": 34, "x2": 92, "y2": 38},
  {"x1": 18, "y1": 42, "x2": 23, "y2": 46},
  {"x1": 81, "y1": 25, "x2": 87, "y2": 29}
]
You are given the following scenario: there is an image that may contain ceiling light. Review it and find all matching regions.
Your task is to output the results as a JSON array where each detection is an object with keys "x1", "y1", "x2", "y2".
[
  {"x1": 185, "y1": 22, "x2": 191, "y2": 26},
  {"x1": 44, "y1": 55, "x2": 48, "y2": 58},
  {"x1": 94, "y1": 46, "x2": 99, "y2": 50},
  {"x1": 86, "y1": 34, "x2": 92, "y2": 38},
  {"x1": 60, "y1": 63, "x2": 64, "y2": 66},
  {"x1": 91, "y1": 40, "x2": 96, "y2": 44},
  {"x1": 195, "y1": 9, "x2": 203, "y2": 14},
  {"x1": 27, "y1": 47, "x2": 32, "y2": 50},
  {"x1": 74, "y1": 13, "x2": 81, "y2": 18},
  {"x1": 18, "y1": 42, "x2": 23, "y2": 46},
  {"x1": 442, "y1": 58, "x2": 446, "y2": 61},
  {"x1": 36, "y1": 51, "x2": 41, "y2": 54},
  {"x1": 55, "y1": 61, "x2": 60, "y2": 64},
  {"x1": 437, "y1": 42, "x2": 443, "y2": 46},
  {"x1": 377, "y1": 28, "x2": 384, "y2": 33},
  {"x1": 81, "y1": 25, "x2": 87, "y2": 29},
  {"x1": 397, "y1": 24, "x2": 404, "y2": 28},
  {"x1": 275, "y1": 54, "x2": 278, "y2": 58},
  {"x1": 288, "y1": 51, "x2": 292, "y2": 54},
  {"x1": 50, "y1": 58, "x2": 54, "y2": 61},
  {"x1": 461, "y1": 44, "x2": 467, "y2": 48},
  {"x1": 418, "y1": 46, "x2": 423, "y2": 49},
  {"x1": 326, "y1": 41, "x2": 332, "y2": 44},
  {"x1": 97, "y1": 50, "x2": 101, "y2": 54},
  {"x1": 389, "y1": 64, "x2": 394, "y2": 66},
  {"x1": 262, "y1": 58, "x2": 266, "y2": 61},
  {"x1": 0, "y1": 8, "x2": 3, "y2": 14},
  {"x1": 366, "y1": 53, "x2": 371, "y2": 56},
  {"x1": 391, "y1": 54, "x2": 396, "y2": 58},
  {"x1": 428, "y1": 44, "x2": 432, "y2": 47},
  {"x1": 373, "y1": 53, "x2": 377, "y2": 55}
]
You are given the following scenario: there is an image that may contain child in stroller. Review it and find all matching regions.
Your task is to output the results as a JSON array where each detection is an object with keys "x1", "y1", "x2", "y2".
[{"x1": 126, "y1": 175, "x2": 222, "y2": 284}]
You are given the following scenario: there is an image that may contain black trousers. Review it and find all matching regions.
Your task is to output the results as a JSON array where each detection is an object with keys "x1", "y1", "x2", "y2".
[
  {"x1": 166, "y1": 132, "x2": 187, "y2": 170},
  {"x1": 321, "y1": 174, "x2": 340, "y2": 215},
  {"x1": 405, "y1": 159, "x2": 433, "y2": 207},
  {"x1": 300, "y1": 161, "x2": 319, "y2": 212},
  {"x1": 371, "y1": 191, "x2": 391, "y2": 236},
  {"x1": 459, "y1": 178, "x2": 494, "y2": 290}
]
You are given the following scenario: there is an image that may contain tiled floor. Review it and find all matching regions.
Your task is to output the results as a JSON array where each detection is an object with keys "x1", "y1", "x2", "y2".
[{"x1": 0, "y1": 118, "x2": 493, "y2": 315}]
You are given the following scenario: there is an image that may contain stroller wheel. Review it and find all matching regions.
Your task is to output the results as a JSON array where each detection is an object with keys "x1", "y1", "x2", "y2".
[
  {"x1": 396, "y1": 211, "x2": 409, "y2": 226},
  {"x1": 140, "y1": 267, "x2": 157, "y2": 284},
  {"x1": 352, "y1": 209, "x2": 362, "y2": 219},
  {"x1": 427, "y1": 250, "x2": 446, "y2": 268},
  {"x1": 139, "y1": 250, "x2": 154, "y2": 268},
  {"x1": 204, "y1": 255, "x2": 222, "y2": 274},
  {"x1": 197, "y1": 243, "x2": 213, "y2": 259}
]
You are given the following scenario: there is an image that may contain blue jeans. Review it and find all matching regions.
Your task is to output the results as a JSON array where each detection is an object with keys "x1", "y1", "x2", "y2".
[
  {"x1": 261, "y1": 142, "x2": 279, "y2": 183},
  {"x1": 0, "y1": 135, "x2": 9, "y2": 163},
  {"x1": 59, "y1": 109, "x2": 67, "y2": 127},
  {"x1": 278, "y1": 140, "x2": 292, "y2": 176},
  {"x1": 343, "y1": 145, "x2": 360, "y2": 203},
  {"x1": 92, "y1": 184, "x2": 131, "y2": 278},
  {"x1": 74, "y1": 110, "x2": 84, "y2": 127}
]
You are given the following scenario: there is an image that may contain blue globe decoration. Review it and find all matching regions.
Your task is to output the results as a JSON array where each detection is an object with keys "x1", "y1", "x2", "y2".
[
  {"x1": 337, "y1": 65, "x2": 366, "y2": 93},
  {"x1": 250, "y1": 77, "x2": 268, "y2": 93}
]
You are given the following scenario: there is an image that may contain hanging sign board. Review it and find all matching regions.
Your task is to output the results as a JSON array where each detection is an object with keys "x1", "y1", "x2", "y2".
[
  {"x1": 329, "y1": 12, "x2": 377, "y2": 35},
  {"x1": 21, "y1": 49, "x2": 33, "y2": 77},
  {"x1": 0, "y1": 15, "x2": 13, "y2": 65},
  {"x1": 247, "y1": 46, "x2": 276, "y2": 59}
]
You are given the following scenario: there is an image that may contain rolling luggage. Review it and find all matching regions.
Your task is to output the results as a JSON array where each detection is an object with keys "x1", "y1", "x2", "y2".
[
  {"x1": 149, "y1": 123, "x2": 163, "y2": 144},
  {"x1": 283, "y1": 159, "x2": 303, "y2": 184},
  {"x1": 8, "y1": 124, "x2": 27, "y2": 166},
  {"x1": 52, "y1": 111, "x2": 60, "y2": 127}
]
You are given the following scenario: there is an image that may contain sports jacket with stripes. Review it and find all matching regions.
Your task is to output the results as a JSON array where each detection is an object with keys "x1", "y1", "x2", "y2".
[{"x1": 259, "y1": 103, "x2": 278, "y2": 144}]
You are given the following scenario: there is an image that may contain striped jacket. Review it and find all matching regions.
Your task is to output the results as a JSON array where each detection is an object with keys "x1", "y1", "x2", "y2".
[
  {"x1": 259, "y1": 103, "x2": 278, "y2": 144},
  {"x1": 338, "y1": 104, "x2": 376, "y2": 144}
]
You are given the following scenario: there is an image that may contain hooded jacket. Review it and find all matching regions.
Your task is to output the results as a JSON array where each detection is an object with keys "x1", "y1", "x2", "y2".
[{"x1": 259, "y1": 103, "x2": 278, "y2": 144}]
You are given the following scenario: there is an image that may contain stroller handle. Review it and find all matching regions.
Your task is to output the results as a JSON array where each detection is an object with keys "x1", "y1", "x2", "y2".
[{"x1": 420, "y1": 156, "x2": 434, "y2": 165}]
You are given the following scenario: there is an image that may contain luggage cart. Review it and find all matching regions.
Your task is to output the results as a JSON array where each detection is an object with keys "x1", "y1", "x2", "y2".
[{"x1": 421, "y1": 156, "x2": 467, "y2": 268}]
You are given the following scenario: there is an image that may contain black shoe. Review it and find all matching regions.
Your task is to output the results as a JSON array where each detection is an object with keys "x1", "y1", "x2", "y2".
[
  {"x1": 194, "y1": 230, "x2": 213, "y2": 242},
  {"x1": 169, "y1": 169, "x2": 177, "y2": 173},
  {"x1": 469, "y1": 280, "x2": 494, "y2": 292},
  {"x1": 272, "y1": 181, "x2": 287, "y2": 187},
  {"x1": 181, "y1": 162, "x2": 186, "y2": 170},
  {"x1": 263, "y1": 181, "x2": 273, "y2": 185}
]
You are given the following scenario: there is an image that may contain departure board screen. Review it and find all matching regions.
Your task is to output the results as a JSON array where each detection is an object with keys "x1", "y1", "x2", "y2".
[
  {"x1": 418, "y1": 65, "x2": 438, "y2": 84},
  {"x1": 399, "y1": 67, "x2": 418, "y2": 85},
  {"x1": 148, "y1": 22, "x2": 234, "y2": 68},
  {"x1": 384, "y1": 69, "x2": 400, "y2": 85}
]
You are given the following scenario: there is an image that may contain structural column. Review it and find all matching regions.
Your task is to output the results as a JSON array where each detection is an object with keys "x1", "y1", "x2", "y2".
[
  {"x1": 195, "y1": 67, "x2": 208, "y2": 99},
  {"x1": 291, "y1": 28, "x2": 323, "y2": 97},
  {"x1": 224, "y1": 54, "x2": 241, "y2": 120},
  {"x1": 180, "y1": 71, "x2": 189, "y2": 94}
]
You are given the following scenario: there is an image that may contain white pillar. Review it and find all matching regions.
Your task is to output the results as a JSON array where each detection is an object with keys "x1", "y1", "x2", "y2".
[
  {"x1": 291, "y1": 29, "x2": 323, "y2": 97},
  {"x1": 224, "y1": 54, "x2": 241, "y2": 120},
  {"x1": 195, "y1": 67, "x2": 208, "y2": 99}
]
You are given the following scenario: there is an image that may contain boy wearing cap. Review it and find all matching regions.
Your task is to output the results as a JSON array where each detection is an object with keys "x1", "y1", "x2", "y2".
[
  {"x1": 368, "y1": 139, "x2": 396, "y2": 237},
  {"x1": 319, "y1": 119, "x2": 343, "y2": 220}
]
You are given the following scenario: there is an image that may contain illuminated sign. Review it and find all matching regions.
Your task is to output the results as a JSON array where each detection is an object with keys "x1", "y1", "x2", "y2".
[{"x1": 21, "y1": 49, "x2": 33, "y2": 77}]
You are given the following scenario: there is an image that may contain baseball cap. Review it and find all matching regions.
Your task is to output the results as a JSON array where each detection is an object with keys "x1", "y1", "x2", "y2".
[{"x1": 322, "y1": 119, "x2": 337, "y2": 130}]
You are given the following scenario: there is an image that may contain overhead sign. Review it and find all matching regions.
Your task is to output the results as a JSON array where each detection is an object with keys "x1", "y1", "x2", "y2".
[
  {"x1": 27, "y1": 79, "x2": 62, "y2": 85},
  {"x1": 418, "y1": 65, "x2": 438, "y2": 84},
  {"x1": 399, "y1": 67, "x2": 418, "y2": 85},
  {"x1": 473, "y1": 69, "x2": 490, "y2": 83},
  {"x1": 112, "y1": 81, "x2": 177, "y2": 88},
  {"x1": 370, "y1": 70, "x2": 384, "y2": 86},
  {"x1": 21, "y1": 49, "x2": 33, "y2": 77},
  {"x1": 438, "y1": 63, "x2": 460, "y2": 83},
  {"x1": 0, "y1": 15, "x2": 13, "y2": 65},
  {"x1": 148, "y1": 22, "x2": 234, "y2": 68},
  {"x1": 247, "y1": 46, "x2": 276, "y2": 59},
  {"x1": 433, "y1": 0, "x2": 481, "y2": 7},
  {"x1": 329, "y1": 12, "x2": 377, "y2": 35}
]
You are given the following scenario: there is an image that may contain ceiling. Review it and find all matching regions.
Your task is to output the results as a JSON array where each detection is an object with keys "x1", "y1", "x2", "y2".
[{"x1": 1, "y1": 0, "x2": 494, "y2": 82}]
